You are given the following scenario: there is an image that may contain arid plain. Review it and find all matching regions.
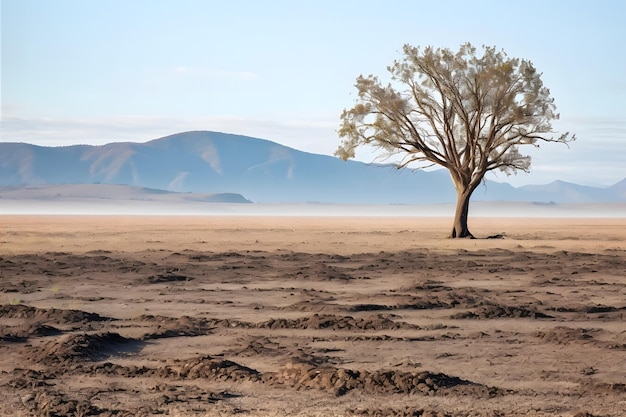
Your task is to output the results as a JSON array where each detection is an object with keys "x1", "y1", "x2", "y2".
[{"x1": 1, "y1": 215, "x2": 625, "y2": 417}]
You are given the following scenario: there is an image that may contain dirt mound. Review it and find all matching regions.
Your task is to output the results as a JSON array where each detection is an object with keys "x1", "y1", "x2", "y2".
[
  {"x1": 343, "y1": 289, "x2": 493, "y2": 313},
  {"x1": 224, "y1": 336, "x2": 286, "y2": 357},
  {"x1": 348, "y1": 303, "x2": 393, "y2": 312},
  {"x1": 167, "y1": 355, "x2": 262, "y2": 381},
  {"x1": 264, "y1": 360, "x2": 495, "y2": 398},
  {"x1": 0, "y1": 252, "x2": 150, "y2": 278},
  {"x1": 400, "y1": 287, "x2": 492, "y2": 310},
  {"x1": 5, "y1": 369, "x2": 54, "y2": 390},
  {"x1": 136, "y1": 313, "x2": 291, "y2": 338},
  {"x1": 536, "y1": 326, "x2": 598, "y2": 344},
  {"x1": 138, "y1": 314, "x2": 219, "y2": 339},
  {"x1": 0, "y1": 323, "x2": 62, "y2": 342},
  {"x1": 28, "y1": 324, "x2": 63, "y2": 337},
  {"x1": 451, "y1": 304, "x2": 552, "y2": 319},
  {"x1": 0, "y1": 304, "x2": 112, "y2": 324},
  {"x1": 71, "y1": 354, "x2": 490, "y2": 399},
  {"x1": 81, "y1": 356, "x2": 262, "y2": 381},
  {"x1": 27, "y1": 390, "x2": 108, "y2": 417},
  {"x1": 258, "y1": 313, "x2": 417, "y2": 330},
  {"x1": 30, "y1": 332, "x2": 139, "y2": 364}
]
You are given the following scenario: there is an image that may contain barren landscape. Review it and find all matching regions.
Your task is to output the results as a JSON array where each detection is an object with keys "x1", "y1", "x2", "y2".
[{"x1": 1, "y1": 215, "x2": 625, "y2": 417}]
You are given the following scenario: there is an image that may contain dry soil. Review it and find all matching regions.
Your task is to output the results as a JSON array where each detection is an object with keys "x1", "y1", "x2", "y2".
[{"x1": 0, "y1": 215, "x2": 624, "y2": 417}]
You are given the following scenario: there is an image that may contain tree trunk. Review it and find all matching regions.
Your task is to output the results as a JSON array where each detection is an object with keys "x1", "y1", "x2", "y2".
[{"x1": 450, "y1": 189, "x2": 474, "y2": 238}]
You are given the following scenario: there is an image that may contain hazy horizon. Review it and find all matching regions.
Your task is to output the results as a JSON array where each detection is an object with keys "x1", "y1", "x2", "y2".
[{"x1": 2, "y1": 198, "x2": 624, "y2": 218}]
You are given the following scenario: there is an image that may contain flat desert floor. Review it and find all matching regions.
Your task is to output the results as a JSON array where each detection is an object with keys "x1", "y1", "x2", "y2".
[{"x1": 1, "y1": 215, "x2": 625, "y2": 417}]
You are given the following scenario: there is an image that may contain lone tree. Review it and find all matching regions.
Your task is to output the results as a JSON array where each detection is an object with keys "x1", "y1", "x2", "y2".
[{"x1": 337, "y1": 43, "x2": 574, "y2": 238}]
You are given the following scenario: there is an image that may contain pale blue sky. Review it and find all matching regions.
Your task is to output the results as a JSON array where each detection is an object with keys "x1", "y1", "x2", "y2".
[{"x1": 2, "y1": 0, "x2": 625, "y2": 186}]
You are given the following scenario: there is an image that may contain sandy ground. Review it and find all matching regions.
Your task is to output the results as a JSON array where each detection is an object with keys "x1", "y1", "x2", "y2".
[{"x1": 0, "y1": 215, "x2": 625, "y2": 417}]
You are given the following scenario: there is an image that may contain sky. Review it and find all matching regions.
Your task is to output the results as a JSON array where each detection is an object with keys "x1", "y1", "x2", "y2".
[{"x1": 2, "y1": 0, "x2": 625, "y2": 187}]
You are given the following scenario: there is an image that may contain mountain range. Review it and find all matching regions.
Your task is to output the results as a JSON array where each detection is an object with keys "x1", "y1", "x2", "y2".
[{"x1": 1, "y1": 131, "x2": 624, "y2": 204}]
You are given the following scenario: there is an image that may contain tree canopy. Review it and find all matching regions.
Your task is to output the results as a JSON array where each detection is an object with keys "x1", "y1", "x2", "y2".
[{"x1": 337, "y1": 43, "x2": 574, "y2": 237}]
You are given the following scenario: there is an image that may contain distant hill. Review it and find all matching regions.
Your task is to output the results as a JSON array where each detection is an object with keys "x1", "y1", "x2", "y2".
[
  {"x1": 0, "y1": 184, "x2": 250, "y2": 203},
  {"x1": 0, "y1": 184, "x2": 252, "y2": 215},
  {"x1": 0, "y1": 131, "x2": 624, "y2": 204},
  {"x1": 607, "y1": 178, "x2": 626, "y2": 200}
]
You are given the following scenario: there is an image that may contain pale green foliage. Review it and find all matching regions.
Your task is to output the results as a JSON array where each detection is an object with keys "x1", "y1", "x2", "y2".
[{"x1": 337, "y1": 43, "x2": 574, "y2": 192}]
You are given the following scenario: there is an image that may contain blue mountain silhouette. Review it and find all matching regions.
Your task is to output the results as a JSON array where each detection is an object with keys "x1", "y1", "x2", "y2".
[{"x1": 1, "y1": 131, "x2": 623, "y2": 203}]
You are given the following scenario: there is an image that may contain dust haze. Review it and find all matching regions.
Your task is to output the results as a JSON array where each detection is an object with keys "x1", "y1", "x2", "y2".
[{"x1": 2, "y1": 200, "x2": 625, "y2": 218}]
